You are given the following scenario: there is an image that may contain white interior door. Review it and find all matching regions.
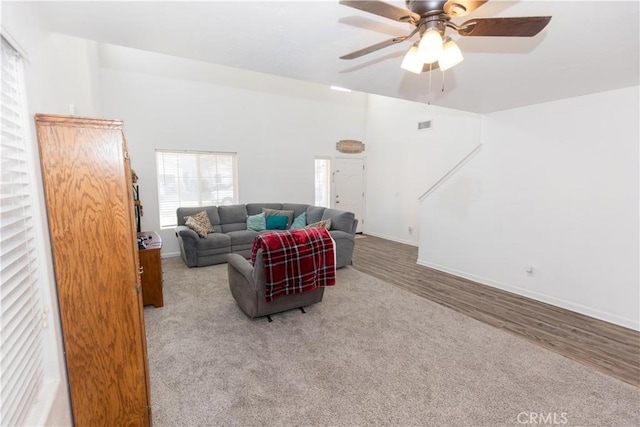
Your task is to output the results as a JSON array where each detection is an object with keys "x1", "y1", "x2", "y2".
[{"x1": 334, "y1": 158, "x2": 365, "y2": 233}]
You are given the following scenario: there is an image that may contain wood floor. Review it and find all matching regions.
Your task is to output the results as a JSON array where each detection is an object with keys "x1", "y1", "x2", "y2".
[{"x1": 351, "y1": 235, "x2": 640, "y2": 387}]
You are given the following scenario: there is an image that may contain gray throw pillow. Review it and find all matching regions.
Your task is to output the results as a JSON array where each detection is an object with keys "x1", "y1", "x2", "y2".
[{"x1": 262, "y1": 208, "x2": 294, "y2": 229}]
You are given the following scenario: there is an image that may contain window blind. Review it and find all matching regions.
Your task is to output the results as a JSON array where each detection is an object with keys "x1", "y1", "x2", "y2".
[
  {"x1": 0, "y1": 37, "x2": 44, "y2": 426},
  {"x1": 156, "y1": 150, "x2": 238, "y2": 228}
]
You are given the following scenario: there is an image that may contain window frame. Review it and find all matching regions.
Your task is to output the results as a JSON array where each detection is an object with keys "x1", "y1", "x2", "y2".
[
  {"x1": 314, "y1": 157, "x2": 332, "y2": 208},
  {"x1": 155, "y1": 149, "x2": 239, "y2": 229}
]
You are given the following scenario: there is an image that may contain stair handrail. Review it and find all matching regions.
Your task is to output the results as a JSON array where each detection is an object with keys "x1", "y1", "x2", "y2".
[{"x1": 418, "y1": 144, "x2": 483, "y2": 202}]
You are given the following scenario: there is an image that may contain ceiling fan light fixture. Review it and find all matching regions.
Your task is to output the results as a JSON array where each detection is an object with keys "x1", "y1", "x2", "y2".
[
  {"x1": 439, "y1": 39, "x2": 464, "y2": 71},
  {"x1": 400, "y1": 45, "x2": 424, "y2": 74},
  {"x1": 418, "y1": 28, "x2": 443, "y2": 64}
]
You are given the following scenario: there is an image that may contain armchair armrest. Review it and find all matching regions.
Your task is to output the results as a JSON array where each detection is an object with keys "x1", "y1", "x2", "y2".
[
  {"x1": 228, "y1": 253, "x2": 261, "y2": 317},
  {"x1": 227, "y1": 253, "x2": 257, "y2": 290}
]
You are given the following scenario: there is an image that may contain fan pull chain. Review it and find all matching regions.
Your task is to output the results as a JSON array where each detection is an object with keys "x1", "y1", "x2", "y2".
[{"x1": 442, "y1": 70, "x2": 446, "y2": 92}]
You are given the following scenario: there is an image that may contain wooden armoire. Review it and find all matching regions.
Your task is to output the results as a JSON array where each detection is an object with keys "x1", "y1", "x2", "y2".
[{"x1": 35, "y1": 114, "x2": 151, "y2": 426}]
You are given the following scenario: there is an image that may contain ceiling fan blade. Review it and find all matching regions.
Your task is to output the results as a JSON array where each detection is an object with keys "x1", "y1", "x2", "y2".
[
  {"x1": 339, "y1": 0, "x2": 420, "y2": 23},
  {"x1": 340, "y1": 36, "x2": 409, "y2": 60},
  {"x1": 443, "y1": 0, "x2": 489, "y2": 17},
  {"x1": 457, "y1": 16, "x2": 552, "y2": 37}
]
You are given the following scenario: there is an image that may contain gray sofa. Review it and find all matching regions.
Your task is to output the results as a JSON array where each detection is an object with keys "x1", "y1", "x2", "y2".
[{"x1": 175, "y1": 203, "x2": 358, "y2": 268}]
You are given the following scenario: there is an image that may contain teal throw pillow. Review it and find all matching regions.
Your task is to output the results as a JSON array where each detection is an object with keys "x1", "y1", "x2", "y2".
[
  {"x1": 290, "y1": 212, "x2": 307, "y2": 230},
  {"x1": 247, "y1": 212, "x2": 266, "y2": 231},
  {"x1": 266, "y1": 215, "x2": 288, "y2": 230}
]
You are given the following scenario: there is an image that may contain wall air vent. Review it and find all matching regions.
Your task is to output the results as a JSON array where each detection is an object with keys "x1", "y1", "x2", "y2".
[{"x1": 418, "y1": 120, "x2": 432, "y2": 130}]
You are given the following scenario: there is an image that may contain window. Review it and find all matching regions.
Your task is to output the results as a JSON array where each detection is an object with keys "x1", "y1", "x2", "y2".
[
  {"x1": 0, "y1": 37, "x2": 44, "y2": 426},
  {"x1": 315, "y1": 158, "x2": 331, "y2": 208},
  {"x1": 156, "y1": 150, "x2": 238, "y2": 228}
]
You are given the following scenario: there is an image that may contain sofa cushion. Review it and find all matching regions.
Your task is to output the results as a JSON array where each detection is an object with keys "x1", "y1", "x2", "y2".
[
  {"x1": 219, "y1": 205, "x2": 248, "y2": 232},
  {"x1": 195, "y1": 232, "x2": 230, "y2": 250},
  {"x1": 184, "y1": 210, "x2": 214, "y2": 238},
  {"x1": 247, "y1": 212, "x2": 266, "y2": 231},
  {"x1": 266, "y1": 215, "x2": 288, "y2": 230},
  {"x1": 306, "y1": 205, "x2": 325, "y2": 224},
  {"x1": 321, "y1": 208, "x2": 355, "y2": 233},
  {"x1": 227, "y1": 230, "x2": 258, "y2": 246},
  {"x1": 282, "y1": 203, "x2": 309, "y2": 219},
  {"x1": 246, "y1": 203, "x2": 282, "y2": 216},
  {"x1": 262, "y1": 208, "x2": 294, "y2": 228},
  {"x1": 290, "y1": 212, "x2": 306, "y2": 229}
]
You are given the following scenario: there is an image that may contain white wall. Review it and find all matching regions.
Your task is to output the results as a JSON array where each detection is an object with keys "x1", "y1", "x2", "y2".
[
  {"x1": 365, "y1": 94, "x2": 482, "y2": 245},
  {"x1": 418, "y1": 86, "x2": 640, "y2": 330},
  {"x1": 2, "y1": 1, "x2": 103, "y2": 116},
  {"x1": 27, "y1": 34, "x2": 103, "y2": 117},
  {"x1": 98, "y1": 44, "x2": 368, "y2": 256}
]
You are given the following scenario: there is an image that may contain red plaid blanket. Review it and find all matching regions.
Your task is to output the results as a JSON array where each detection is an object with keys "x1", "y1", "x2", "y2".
[{"x1": 250, "y1": 228, "x2": 336, "y2": 302}]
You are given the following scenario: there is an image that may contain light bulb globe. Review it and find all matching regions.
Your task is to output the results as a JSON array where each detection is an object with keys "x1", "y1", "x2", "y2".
[
  {"x1": 418, "y1": 29, "x2": 443, "y2": 64},
  {"x1": 400, "y1": 45, "x2": 424, "y2": 74},
  {"x1": 439, "y1": 39, "x2": 464, "y2": 71}
]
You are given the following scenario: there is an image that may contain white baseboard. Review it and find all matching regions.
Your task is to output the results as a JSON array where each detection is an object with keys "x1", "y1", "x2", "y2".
[
  {"x1": 161, "y1": 252, "x2": 181, "y2": 259},
  {"x1": 417, "y1": 259, "x2": 640, "y2": 332},
  {"x1": 25, "y1": 379, "x2": 72, "y2": 427},
  {"x1": 364, "y1": 231, "x2": 419, "y2": 247}
]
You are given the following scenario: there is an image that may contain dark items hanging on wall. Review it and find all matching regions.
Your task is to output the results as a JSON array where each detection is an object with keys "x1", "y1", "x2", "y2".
[{"x1": 131, "y1": 168, "x2": 143, "y2": 232}]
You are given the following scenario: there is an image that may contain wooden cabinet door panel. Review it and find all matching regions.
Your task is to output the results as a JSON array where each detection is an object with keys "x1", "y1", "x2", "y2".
[
  {"x1": 36, "y1": 115, "x2": 149, "y2": 426},
  {"x1": 139, "y1": 248, "x2": 163, "y2": 307}
]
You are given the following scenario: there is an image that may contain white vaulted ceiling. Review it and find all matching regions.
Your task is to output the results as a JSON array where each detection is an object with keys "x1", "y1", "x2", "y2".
[{"x1": 28, "y1": 0, "x2": 640, "y2": 113}]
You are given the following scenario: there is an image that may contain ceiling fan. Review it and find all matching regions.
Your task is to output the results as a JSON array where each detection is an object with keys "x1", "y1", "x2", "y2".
[{"x1": 339, "y1": 0, "x2": 551, "y2": 73}]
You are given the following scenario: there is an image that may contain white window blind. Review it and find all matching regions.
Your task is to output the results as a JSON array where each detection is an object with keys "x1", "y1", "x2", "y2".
[
  {"x1": 156, "y1": 150, "x2": 238, "y2": 228},
  {"x1": 0, "y1": 36, "x2": 44, "y2": 426},
  {"x1": 314, "y1": 158, "x2": 331, "y2": 208}
]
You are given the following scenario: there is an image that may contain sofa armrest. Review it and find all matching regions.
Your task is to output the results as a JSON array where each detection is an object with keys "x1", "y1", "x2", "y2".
[
  {"x1": 321, "y1": 208, "x2": 356, "y2": 234},
  {"x1": 175, "y1": 225, "x2": 198, "y2": 240},
  {"x1": 175, "y1": 225, "x2": 200, "y2": 267},
  {"x1": 350, "y1": 219, "x2": 359, "y2": 235}
]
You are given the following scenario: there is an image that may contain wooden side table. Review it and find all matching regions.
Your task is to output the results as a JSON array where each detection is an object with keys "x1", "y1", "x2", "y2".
[{"x1": 138, "y1": 231, "x2": 164, "y2": 308}]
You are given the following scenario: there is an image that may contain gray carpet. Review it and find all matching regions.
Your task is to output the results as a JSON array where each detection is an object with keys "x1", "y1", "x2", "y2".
[{"x1": 144, "y1": 257, "x2": 640, "y2": 426}]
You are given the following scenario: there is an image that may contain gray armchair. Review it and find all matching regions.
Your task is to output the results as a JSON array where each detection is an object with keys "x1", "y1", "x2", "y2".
[{"x1": 227, "y1": 251, "x2": 325, "y2": 319}]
